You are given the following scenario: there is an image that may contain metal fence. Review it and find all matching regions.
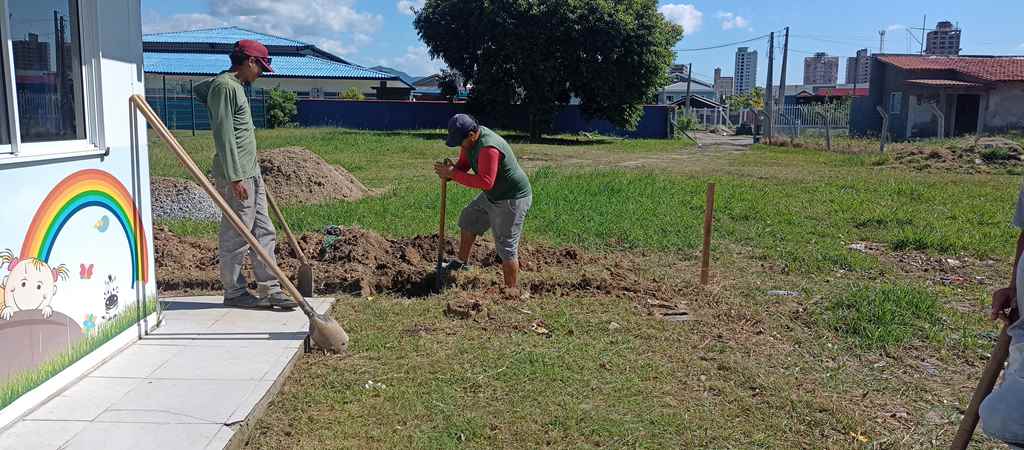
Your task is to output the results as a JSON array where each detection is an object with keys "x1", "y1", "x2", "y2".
[
  {"x1": 144, "y1": 87, "x2": 267, "y2": 131},
  {"x1": 772, "y1": 102, "x2": 851, "y2": 137},
  {"x1": 688, "y1": 107, "x2": 733, "y2": 129}
]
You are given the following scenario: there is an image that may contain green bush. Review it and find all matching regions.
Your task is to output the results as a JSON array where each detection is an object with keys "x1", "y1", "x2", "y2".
[
  {"x1": 266, "y1": 88, "x2": 297, "y2": 128},
  {"x1": 340, "y1": 87, "x2": 366, "y2": 101},
  {"x1": 981, "y1": 147, "x2": 1012, "y2": 162}
]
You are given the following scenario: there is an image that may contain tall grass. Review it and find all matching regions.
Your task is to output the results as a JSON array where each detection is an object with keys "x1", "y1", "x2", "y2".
[{"x1": 823, "y1": 284, "x2": 943, "y2": 349}]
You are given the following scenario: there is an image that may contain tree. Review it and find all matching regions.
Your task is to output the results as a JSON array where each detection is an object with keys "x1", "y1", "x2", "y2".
[
  {"x1": 726, "y1": 87, "x2": 765, "y2": 111},
  {"x1": 266, "y1": 88, "x2": 297, "y2": 128},
  {"x1": 415, "y1": 0, "x2": 683, "y2": 139},
  {"x1": 340, "y1": 87, "x2": 366, "y2": 101},
  {"x1": 438, "y1": 69, "x2": 460, "y2": 103}
]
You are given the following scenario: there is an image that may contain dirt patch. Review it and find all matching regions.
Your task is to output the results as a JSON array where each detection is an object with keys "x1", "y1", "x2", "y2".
[
  {"x1": 779, "y1": 135, "x2": 1024, "y2": 174},
  {"x1": 846, "y1": 241, "x2": 1004, "y2": 301},
  {"x1": 258, "y1": 147, "x2": 372, "y2": 204},
  {"x1": 154, "y1": 225, "x2": 686, "y2": 315}
]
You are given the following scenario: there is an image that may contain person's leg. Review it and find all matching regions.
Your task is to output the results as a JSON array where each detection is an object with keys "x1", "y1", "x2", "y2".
[
  {"x1": 248, "y1": 175, "x2": 283, "y2": 296},
  {"x1": 491, "y1": 195, "x2": 532, "y2": 290},
  {"x1": 452, "y1": 193, "x2": 491, "y2": 267},
  {"x1": 217, "y1": 177, "x2": 258, "y2": 301}
]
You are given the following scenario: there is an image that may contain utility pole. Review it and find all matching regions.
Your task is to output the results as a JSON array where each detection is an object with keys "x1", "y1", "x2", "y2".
[
  {"x1": 764, "y1": 32, "x2": 775, "y2": 143},
  {"x1": 921, "y1": 14, "x2": 927, "y2": 54},
  {"x1": 685, "y1": 62, "x2": 693, "y2": 110},
  {"x1": 777, "y1": 27, "x2": 790, "y2": 112},
  {"x1": 879, "y1": 30, "x2": 886, "y2": 53}
]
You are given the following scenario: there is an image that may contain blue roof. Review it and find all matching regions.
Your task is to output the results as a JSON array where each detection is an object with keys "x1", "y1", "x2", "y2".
[
  {"x1": 144, "y1": 52, "x2": 396, "y2": 80},
  {"x1": 143, "y1": 27, "x2": 307, "y2": 47}
]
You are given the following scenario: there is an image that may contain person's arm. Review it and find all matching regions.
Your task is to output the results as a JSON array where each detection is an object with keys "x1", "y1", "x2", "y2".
[
  {"x1": 207, "y1": 84, "x2": 245, "y2": 183},
  {"x1": 451, "y1": 147, "x2": 499, "y2": 190}
]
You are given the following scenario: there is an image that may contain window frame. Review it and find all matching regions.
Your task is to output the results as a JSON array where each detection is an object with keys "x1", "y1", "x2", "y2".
[
  {"x1": 889, "y1": 91, "x2": 903, "y2": 115},
  {"x1": 0, "y1": 0, "x2": 104, "y2": 164}
]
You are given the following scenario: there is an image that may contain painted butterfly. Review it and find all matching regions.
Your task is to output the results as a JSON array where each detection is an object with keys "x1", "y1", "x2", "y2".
[{"x1": 80, "y1": 263, "x2": 94, "y2": 280}]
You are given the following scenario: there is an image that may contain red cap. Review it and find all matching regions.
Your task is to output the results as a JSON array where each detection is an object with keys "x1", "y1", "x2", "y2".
[{"x1": 233, "y1": 39, "x2": 273, "y2": 72}]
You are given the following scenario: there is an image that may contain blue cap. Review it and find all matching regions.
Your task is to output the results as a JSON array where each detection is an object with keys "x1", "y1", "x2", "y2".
[{"x1": 446, "y1": 114, "x2": 478, "y2": 147}]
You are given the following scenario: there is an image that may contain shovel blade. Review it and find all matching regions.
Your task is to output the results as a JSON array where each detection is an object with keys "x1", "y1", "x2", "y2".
[{"x1": 297, "y1": 263, "x2": 314, "y2": 298}]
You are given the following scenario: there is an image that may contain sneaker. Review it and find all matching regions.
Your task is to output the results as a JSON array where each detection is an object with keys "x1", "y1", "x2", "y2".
[
  {"x1": 266, "y1": 291, "x2": 299, "y2": 309},
  {"x1": 441, "y1": 259, "x2": 472, "y2": 272},
  {"x1": 224, "y1": 292, "x2": 272, "y2": 309}
]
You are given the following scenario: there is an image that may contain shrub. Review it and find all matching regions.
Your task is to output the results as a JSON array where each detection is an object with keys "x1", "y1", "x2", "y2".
[{"x1": 266, "y1": 88, "x2": 297, "y2": 128}]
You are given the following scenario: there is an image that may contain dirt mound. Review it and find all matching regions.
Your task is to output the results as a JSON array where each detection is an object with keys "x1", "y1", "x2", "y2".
[
  {"x1": 153, "y1": 226, "x2": 683, "y2": 314},
  {"x1": 258, "y1": 147, "x2": 371, "y2": 204}
]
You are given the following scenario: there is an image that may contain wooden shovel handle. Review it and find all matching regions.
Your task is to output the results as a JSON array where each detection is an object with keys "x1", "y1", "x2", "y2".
[
  {"x1": 130, "y1": 95, "x2": 314, "y2": 314},
  {"x1": 951, "y1": 319, "x2": 1013, "y2": 450},
  {"x1": 264, "y1": 186, "x2": 311, "y2": 266}
]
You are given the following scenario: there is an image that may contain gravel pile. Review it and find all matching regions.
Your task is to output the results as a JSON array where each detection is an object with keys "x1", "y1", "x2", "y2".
[{"x1": 151, "y1": 177, "x2": 221, "y2": 222}]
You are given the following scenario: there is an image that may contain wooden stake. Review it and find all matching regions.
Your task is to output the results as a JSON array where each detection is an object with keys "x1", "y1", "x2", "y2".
[{"x1": 700, "y1": 183, "x2": 716, "y2": 285}]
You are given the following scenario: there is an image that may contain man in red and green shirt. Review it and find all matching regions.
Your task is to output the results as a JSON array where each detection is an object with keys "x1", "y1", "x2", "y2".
[{"x1": 434, "y1": 114, "x2": 533, "y2": 294}]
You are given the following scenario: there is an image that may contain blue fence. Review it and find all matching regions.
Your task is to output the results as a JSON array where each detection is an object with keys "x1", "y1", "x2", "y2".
[
  {"x1": 145, "y1": 89, "x2": 267, "y2": 131},
  {"x1": 295, "y1": 100, "x2": 675, "y2": 139}
]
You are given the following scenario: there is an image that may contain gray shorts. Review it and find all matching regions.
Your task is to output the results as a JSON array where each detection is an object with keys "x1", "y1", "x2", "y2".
[{"x1": 458, "y1": 193, "x2": 533, "y2": 261}]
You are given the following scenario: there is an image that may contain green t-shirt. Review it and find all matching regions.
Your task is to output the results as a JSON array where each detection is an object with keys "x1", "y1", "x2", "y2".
[
  {"x1": 194, "y1": 72, "x2": 258, "y2": 182},
  {"x1": 469, "y1": 127, "x2": 532, "y2": 201}
]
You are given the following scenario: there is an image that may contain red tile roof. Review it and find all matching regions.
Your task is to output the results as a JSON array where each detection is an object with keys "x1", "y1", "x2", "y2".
[
  {"x1": 905, "y1": 79, "x2": 985, "y2": 88},
  {"x1": 877, "y1": 55, "x2": 1024, "y2": 82}
]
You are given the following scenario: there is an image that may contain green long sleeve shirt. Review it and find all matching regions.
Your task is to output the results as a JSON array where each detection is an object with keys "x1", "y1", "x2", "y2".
[{"x1": 194, "y1": 72, "x2": 258, "y2": 182}]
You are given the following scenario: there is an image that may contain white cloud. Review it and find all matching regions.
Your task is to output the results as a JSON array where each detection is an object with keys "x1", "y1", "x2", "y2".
[
  {"x1": 397, "y1": 0, "x2": 425, "y2": 16},
  {"x1": 658, "y1": 4, "x2": 703, "y2": 34},
  {"x1": 1018, "y1": 42, "x2": 1024, "y2": 49},
  {"x1": 380, "y1": 46, "x2": 444, "y2": 77},
  {"x1": 142, "y1": 0, "x2": 382, "y2": 57},
  {"x1": 717, "y1": 11, "x2": 751, "y2": 31},
  {"x1": 887, "y1": 24, "x2": 908, "y2": 32}
]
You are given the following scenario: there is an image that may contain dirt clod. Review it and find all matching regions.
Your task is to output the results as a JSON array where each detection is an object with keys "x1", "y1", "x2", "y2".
[{"x1": 258, "y1": 147, "x2": 372, "y2": 204}]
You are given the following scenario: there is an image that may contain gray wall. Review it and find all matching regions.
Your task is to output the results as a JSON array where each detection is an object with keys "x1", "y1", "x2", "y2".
[{"x1": 985, "y1": 82, "x2": 1024, "y2": 133}]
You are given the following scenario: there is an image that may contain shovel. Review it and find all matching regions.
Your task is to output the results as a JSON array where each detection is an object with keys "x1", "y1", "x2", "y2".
[
  {"x1": 264, "y1": 187, "x2": 315, "y2": 298},
  {"x1": 950, "y1": 309, "x2": 1017, "y2": 449},
  {"x1": 435, "y1": 158, "x2": 453, "y2": 292},
  {"x1": 130, "y1": 95, "x2": 349, "y2": 353}
]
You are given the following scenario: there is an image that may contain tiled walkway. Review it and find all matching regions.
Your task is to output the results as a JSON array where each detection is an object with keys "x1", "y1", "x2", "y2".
[{"x1": 0, "y1": 296, "x2": 332, "y2": 450}]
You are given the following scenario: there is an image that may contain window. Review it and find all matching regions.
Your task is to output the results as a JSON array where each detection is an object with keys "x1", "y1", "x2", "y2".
[
  {"x1": 666, "y1": 95, "x2": 674, "y2": 102},
  {"x1": 0, "y1": 0, "x2": 98, "y2": 160},
  {"x1": 889, "y1": 92, "x2": 903, "y2": 115}
]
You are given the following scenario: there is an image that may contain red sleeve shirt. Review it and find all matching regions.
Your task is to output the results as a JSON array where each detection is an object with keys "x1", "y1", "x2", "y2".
[{"x1": 452, "y1": 146, "x2": 500, "y2": 190}]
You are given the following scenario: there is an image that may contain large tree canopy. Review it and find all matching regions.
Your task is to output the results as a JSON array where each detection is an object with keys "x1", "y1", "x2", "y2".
[{"x1": 414, "y1": 0, "x2": 683, "y2": 138}]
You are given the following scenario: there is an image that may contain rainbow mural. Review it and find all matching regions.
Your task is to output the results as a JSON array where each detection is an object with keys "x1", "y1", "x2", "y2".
[{"x1": 20, "y1": 169, "x2": 149, "y2": 287}]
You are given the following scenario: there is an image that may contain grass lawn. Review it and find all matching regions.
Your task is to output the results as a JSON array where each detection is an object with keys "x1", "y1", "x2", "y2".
[{"x1": 150, "y1": 129, "x2": 1018, "y2": 448}]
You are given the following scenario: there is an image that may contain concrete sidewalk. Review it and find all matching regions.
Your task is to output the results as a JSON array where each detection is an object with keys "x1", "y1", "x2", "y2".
[{"x1": 0, "y1": 296, "x2": 333, "y2": 450}]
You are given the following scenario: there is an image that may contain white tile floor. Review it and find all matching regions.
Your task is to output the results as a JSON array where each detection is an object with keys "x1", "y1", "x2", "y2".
[{"x1": 0, "y1": 296, "x2": 333, "y2": 450}]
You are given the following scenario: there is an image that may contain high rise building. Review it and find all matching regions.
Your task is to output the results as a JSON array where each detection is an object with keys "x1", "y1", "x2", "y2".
[
  {"x1": 925, "y1": 21, "x2": 961, "y2": 55},
  {"x1": 803, "y1": 52, "x2": 839, "y2": 85},
  {"x1": 668, "y1": 64, "x2": 690, "y2": 83},
  {"x1": 713, "y1": 67, "x2": 734, "y2": 101},
  {"x1": 845, "y1": 49, "x2": 871, "y2": 85},
  {"x1": 734, "y1": 47, "x2": 757, "y2": 95},
  {"x1": 12, "y1": 33, "x2": 50, "y2": 71}
]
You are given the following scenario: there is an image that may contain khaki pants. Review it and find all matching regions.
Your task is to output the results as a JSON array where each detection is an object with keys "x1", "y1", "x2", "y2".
[{"x1": 216, "y1": 175, "x2": 282, "y2": 298}]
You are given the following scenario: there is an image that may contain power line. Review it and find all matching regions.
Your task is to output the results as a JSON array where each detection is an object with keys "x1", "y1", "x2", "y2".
[{"x1": 674, "y1": 33, "x2": 771, "y2": 52}]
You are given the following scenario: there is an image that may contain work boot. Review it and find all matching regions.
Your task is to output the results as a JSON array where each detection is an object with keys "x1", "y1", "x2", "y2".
[
  {"x1": 224, "y1": 292, "x2": 272, "y2": 309},
  {"x1": 441, "y1": 259, "x2": 471, "y2": 272},
  {"x1": 266, "y1": 291, "x2": 299, "y2": 310}
]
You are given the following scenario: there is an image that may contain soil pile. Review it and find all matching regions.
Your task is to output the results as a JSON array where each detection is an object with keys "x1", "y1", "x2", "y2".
[
  {"x1": 258, "y1": 147, "x2": 371, "y2": 204},
  {"x1": 153, "y1": 225, "x2": 685, "y2": 314}
]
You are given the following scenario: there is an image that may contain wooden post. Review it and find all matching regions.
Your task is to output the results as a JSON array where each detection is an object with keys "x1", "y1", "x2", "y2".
[
  {"x1": 877, "y1": 106, "x2": 890, "y2": 153},
  {"x1": 190, "y1": 79, "x2": 196, "y2": 136},
  {"x1": 951, "y1": 321, "x2": 1013, "y2": 450},
  {"x1": 700, "y1": 183, "x2": 716, "y2": 285}
]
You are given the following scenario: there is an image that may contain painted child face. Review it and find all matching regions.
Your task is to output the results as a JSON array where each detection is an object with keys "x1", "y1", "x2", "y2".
[{"x1": 4, "y1": 260, "x2": 57, "y2": 311}]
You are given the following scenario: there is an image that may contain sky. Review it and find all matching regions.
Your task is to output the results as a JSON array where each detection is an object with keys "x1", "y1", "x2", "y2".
[{"x1": 141, "y1": 0, "x2": 1024, "y2": 85}]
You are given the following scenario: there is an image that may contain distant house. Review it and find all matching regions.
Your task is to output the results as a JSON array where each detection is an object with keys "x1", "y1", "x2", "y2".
[
  {"x1": 772, "y1": 84, "x2": 869, "y2": 105},
  {"x1": 411, "y1": 72, "x2": 469, "y2": 101},
  {"x1": 143, "y1": 27, "x2": 414, "y2": 100},
  {"x1": 852, "y1": 54, "x2": 1024, "y2": 139},
  {"x1": 658, "y1": 76, "x2": 717, "y2": 106}
]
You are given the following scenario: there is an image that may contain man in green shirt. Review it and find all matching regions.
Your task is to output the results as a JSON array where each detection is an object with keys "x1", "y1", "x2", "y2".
[
  {"x1": 194, "y1": 40, "x2": 296, "y2": 309},
  {"x1": 434, "y1": 114, "x2": 533, "y2": 296}
]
